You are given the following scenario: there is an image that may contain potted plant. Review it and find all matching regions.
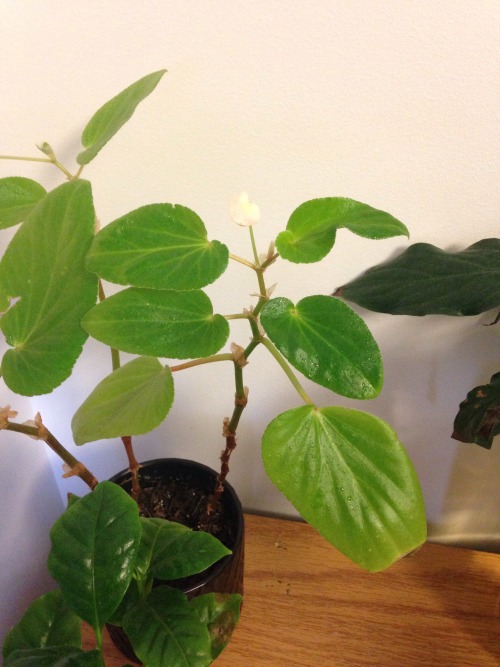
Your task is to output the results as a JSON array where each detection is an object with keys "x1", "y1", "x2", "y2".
[{"x1": 1, "y1": 69, "x2": 427, "y2": 663}]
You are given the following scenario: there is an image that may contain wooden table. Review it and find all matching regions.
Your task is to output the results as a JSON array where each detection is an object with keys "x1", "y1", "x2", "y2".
[{"x1": 84, "y1": 513, "x2": 500, "y2": 666}]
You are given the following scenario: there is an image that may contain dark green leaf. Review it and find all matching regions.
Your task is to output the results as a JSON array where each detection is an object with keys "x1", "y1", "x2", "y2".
[
  {"x1": 190, "y1": 593, "x2": 242, "y2": 659},
  {"x1": 452, "y1": 372, "x2": 500, "y2": 448},
  {"x1": 276, "y1": 198, "x2": 408, "y2": 264},
  {"x1": 260, "y1": 295, "x2": 383, "y2": 399},
  {"x1": 0, "y1": 180, "x2": 97, "y2": 395},
  {"x1": 47, "y1": 482, "x2": 141, "y2": 634},
  {"x1": 77, "y1": 69, "x2": 166, "y2": 165},
  {"x1": 82, "y1": 288, "x2": 229, "y2": 359},
  {"x1": 71, "y1": 356, "x2": 174, "y2": 445},
  {"x1": 4, "y1": 647, "x2": 101, "y2": 667},
  {"x1": 262, "y1": 405, "x2": 427, "y2": 572},
  {"x1": 0, "y1": 177, "x2": 46, "y2": 229},
  {"x1": 335, "y1": 239, "x2": 500, "y2": 316},
  {"x1": 2, "y1": 590, "x2": 81, "y2": 660},
  {"x1": 123, "y1": 586, "x2": 212, "y2": 667},
  {"x1": 87, "y1": 204, "x2": 228, "y2": 290},
  {"x1": 137, "y1": 518, "x2": 231, "y2": 581}
]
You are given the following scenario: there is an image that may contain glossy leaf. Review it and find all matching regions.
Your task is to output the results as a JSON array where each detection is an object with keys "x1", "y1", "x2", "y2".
[
  {"x1": 190, "y1": 593, "x2": 242, "y2": 659},
  {"x1": 452, "y1": 372, "x2": 500, "y2": 448},
  {"x1": 2, "y1": 590, "x2": 81, "y2": 659},
  {"x1": 276, "y1": 198, "x2": 408, "y2": 263},
  {"x1": 123, "y1": 586, "x2": 212, "y2": 667},
  {"x1": 260, "y1": 295, "x2": 383, "y2": 399},
  {"x1": 4, "y1": 647, "x2": 101, "y2": 667},
  {"x1": 136, "y1": 517, "x2": 231, "y2": 580},
  {"x1": 71, "y1": 356, "x2": 174, "y2": 445},
  {"x1": 87, "y1": 203, "x2": 229, "y2": 290},
  {"x1": 77, "y1": 69, "x2": 166, "y2": 165},
  {"x1": 262, "y1": 405, "x2": 427, "y2": 572},
  {"x1": 82, "y1": 287, "x2": 229, "y2": 358},
  {"x1": 47, "y1": 482, "x2": 141, "y2": 633},
  {"x1": 0, "y1": 180, "x2": 97, "y2": 395},
  {"x1": 335, "y1": 239, "x2": 500, "y2": 316},
  {"x1": 0, "y1": 177, "x2": 46, "y2": 229}
]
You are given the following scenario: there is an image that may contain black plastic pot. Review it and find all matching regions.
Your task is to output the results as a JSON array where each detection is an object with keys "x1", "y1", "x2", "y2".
[{"x1": 106, "y1": 458, "x2": 245, "y2": 663}]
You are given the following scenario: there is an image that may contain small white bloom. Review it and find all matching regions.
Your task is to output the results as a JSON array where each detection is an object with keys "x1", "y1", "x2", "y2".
[{"x1": 229, "y1": 192, "x2": 260, "y2": 227}]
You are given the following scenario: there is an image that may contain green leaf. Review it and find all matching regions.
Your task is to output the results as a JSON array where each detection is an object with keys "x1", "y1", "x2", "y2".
[
  {"x1": 190, "y1": 593, "x2": 242, "y2": 660},
  {"x1": 137, "y1": 517, "x2": 231, "y2": 581},
  {"x1": 71, "y1": 356, "x2": 174, "y2": 445},
  {"x1": 0, "y1": 177, "x2": 46, "y2": 230},
  {"x1": 276, "y1": 198, "x2": 409, "y2": 264},
  {"x1": 4, "y1": 647, "x2": 101, "y2": 667},
  {"x1": 86, "y1": 204, "x2": 229, "y2": 290},
  {"x1": 82, "y1": 288, "x2": 229, "y2": 359},
  {"x1": 2, "y1": 590, "x2": 81, "y2": 660},
  {"x1": 452, "y1": 372, "x2": 500, "y2": 448},
  {"x1": 335, "y1": 239, "x2": 500, "y2": 316},
  {"x1": 260, "y1": 295, "x2": 383, "y2": 399},
  {"x1": 47, "y1": 482, "x2": 141, "y2": 634},
  {"x1": 77, "y1": 69, "x2": 166, "y2": 165},
  {"x1": 0, "y1": 180, "x2": 97, "y2": 395},
  {"x1": 262, "y1": 405, "x2": 427, "y2": 572},
  {"x1": 122, "y1": 586, "x2": 212, "y2": 667}
]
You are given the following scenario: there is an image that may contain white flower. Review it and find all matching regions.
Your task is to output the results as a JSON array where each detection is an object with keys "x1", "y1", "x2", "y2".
[{"x1": 229, "y1": 192, "x2": 260, "y2": 227}]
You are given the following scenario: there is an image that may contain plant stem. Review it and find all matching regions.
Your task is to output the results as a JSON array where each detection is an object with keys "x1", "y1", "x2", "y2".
[
  {"x1": 228, "y1": 252, "x2": 256, "y2": 269},
  {"x1": 122, "y1": 435, "x2": 141, "y2": 500},
  {"x1": 0, "y1": 153, "x2": 75, "y2": 180},
  {"x1": 170, "y1": 353, "x2": 234, "y2": 373},
  {"x1": 260, "y1": 337, "x2": 313, "y2": 404}
]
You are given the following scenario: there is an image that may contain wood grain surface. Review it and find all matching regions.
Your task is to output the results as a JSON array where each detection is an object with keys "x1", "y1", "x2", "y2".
[{"x1": 83, "y1": 513, "x2": 500, "y2": 666}]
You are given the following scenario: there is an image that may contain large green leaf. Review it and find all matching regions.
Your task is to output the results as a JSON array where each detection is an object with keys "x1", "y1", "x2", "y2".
[
  {"x1": 335, "y1": 239, "x2": 500, "y2": 316},
  {"x1": 452, "y1": 372, "x2": 500, "y2": 449},
  {"x1": 82, "y1": 288, "x2": 229, "y2": 358},
  {"x1": 260, "y1": 295, "x2": 383, "y2": 399},
  {"x1": 136, "y1": 517, "x2": 231, "y2": 581},
  {"x1": 2, "y1": 590, "x2": 81, "y2": 660},
  {"x1": 71, "y1": 356, "x2": 174, "y2": 445},
  {"x1": 86, "y1": 204, "x2": 229, "y2": 290},
  {"x1": 0, "y1": 177, "x2": 46, "y2": 230},
  {"x1": 47, "y1": 482, "x2": 141, "y2": 634},
  {"x1": 0, "y1": 180, "x2": 97, "y2": 395},
  {"x1": 262, "y1": 405, "x2": 427, "y2": 572},
  {"x1": 276, "y1": 198, "x2": 408, "y2": 263},
  {"x1": 190, "y1": 593, "x2": 242, "y2": 660},
  {"x1": 122, "y1": 586, "x2": 212, "y2": 667},
  {"x1": 4, "y1": 647, "x2": 101, "y2": 667},
  {"x1": 77, "y1": 69, "x2": 166, "y2": 165}
]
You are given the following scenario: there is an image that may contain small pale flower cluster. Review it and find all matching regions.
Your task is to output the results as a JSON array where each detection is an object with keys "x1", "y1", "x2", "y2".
[{"x1": 229, "y1": 192, "x2": 260, "y2": 227}]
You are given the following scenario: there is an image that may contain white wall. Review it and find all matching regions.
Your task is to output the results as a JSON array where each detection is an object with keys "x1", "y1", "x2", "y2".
[{"x1": 1, "y1": 1, "x2": 499, "y2": 634}]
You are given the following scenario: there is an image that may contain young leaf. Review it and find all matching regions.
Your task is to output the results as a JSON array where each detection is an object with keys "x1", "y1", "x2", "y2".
[
  {"x1": 452, "y1": 371, "x2": 500, "y2": 448},
  {"x1": 262, "y1": 405, "x2": 427, "y2": 572},
  {"x1": 122, "y1": 586, "x2": 212, "y2": 667},
  {"x1": 260, "y1": 295, "x2": 383, "y2": 399},
  {"x1": 0, "y1": 180, "x2": 98, "y2": 395},
  {"x1": 190, "y1": 593, "x2": 242, "y2": 660},
  {"x1": 71, "y1": 356, "x2": 174, "y2": 445},
  {"x1": 335, "y1": 239, "x2": 500, "y2": 316},
  {"x1": 77, "y1": 69, "x2": 166, "y2": 165},
  {"x1": 82, "y1": 288, "x2": 229, "y2": 359},
  {"x1": 47, "y1": 482, "x2": 141, "y2": 634},
  {"x1": 87, "y1": 203, "x2": 229, "y2": 290},
  {"x1": 276, "y1": 198, "x2": 408, "y2": 264},
  {"x1": 136, "y1": 517, "x2": 231, "y2": 581},
  {"x1": 2, "y1": 590, "x2": 81, "y2": 660},
  {"x1": 4, "y1": 647, "x2": 101, "y2": 667},
  {"x1": 0, "y1": 177, "x2": 46, "y2": 230}
]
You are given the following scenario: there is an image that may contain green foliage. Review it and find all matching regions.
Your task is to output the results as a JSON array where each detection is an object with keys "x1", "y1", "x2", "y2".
[
  {"x1": 452, "y1": 372, "x2": 500, "y2": 449},
  {"x1": 0, "y1": 177, "x2": 46, "y2": 230},
  {"x1": 190, "y1": 593, "x2": 242, "y2": 660},
  {"x1": 4, "y1": 647, "x2": 102, "y2": 667}
]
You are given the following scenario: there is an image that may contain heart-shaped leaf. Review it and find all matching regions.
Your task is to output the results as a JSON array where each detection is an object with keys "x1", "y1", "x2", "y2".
[
  {"x1": 122, "y1": 586, "x2": 212, "y2": 667},
  {"x1": 86, "y1": 204, "x2": 229, "y2": 290},
  {"x1": 4, "y1": 647, "x2": 101, "y2": 667},
  {"x1": 2, "y1": 590, "x2": 81, "y2": 660},
  {"x1": 262, "y1": 405, "x2": 427, "y2": 572},
  {"x1": 137, "y1": 517, "x2": 231, "y2": 581},
  {"x1": 260, "y1": 295, "x2": 382, "y2": 399},
  {"x1": 82, "y1": 288, "x2": 229, "y2": 359},
  {"x1": 452, "y1": 371, "x2": 500, "y2": 449},
  {"x1": 335, "y1": 239, "x2": 500, "y2": 316},
  {"x1": 0, "y1": 180, "x2": 98, "y2": 395},
  {"x1": 276, "y1": 198, "x2": 408, "y2": 263},
  {"x1": 47, "y1": 482, "x2": 141, "y2": 634},
  {"x1": 77, "y1": 69, "x2": 166, "y2": 165},
  {"x1": 190, "y1": 593, "x2": 242, "y2": 660},
  {"x1": 0, "y1": 177, "x2": 46, "y2": 230},
  {"x1": 71, "y1": 356, "x2": 174, "y2": 445}
]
